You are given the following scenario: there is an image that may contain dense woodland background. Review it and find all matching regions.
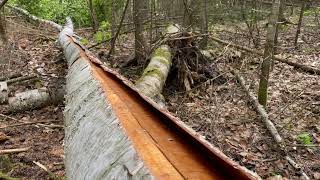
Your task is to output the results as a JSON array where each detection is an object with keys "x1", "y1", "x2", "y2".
[{"x1": 0, "y1": 0, "x2": 319, "y2": 179}]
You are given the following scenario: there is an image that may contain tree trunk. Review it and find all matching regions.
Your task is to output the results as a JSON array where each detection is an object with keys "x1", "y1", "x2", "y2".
[
  {"x1": 135, "y1": 25, "x2": 179, "y2": 105},
  {"x1": 258, "y1": 0, "x2": 282, "y2": 107},
  {"x1": 294, "y1": 0, "x2": 306, "y2": 47},
  {"x1": 133, "y1": 0, "x2": 148, "y2": 64},
  {"x1": 0, "y1": 9, "x2": 7, "y2": 44},
  {"x1": 200, "y1": 0, "x2": 208, "y2": 48},
  {"x1": 88, "y1": 0, "x2": 98, "y2": 32}
]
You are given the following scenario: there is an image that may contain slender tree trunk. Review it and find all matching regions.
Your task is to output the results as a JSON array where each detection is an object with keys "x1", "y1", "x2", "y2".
[
  {"x1": 133, "y1": 0, "x2": 148, "y2": 64},
  {"x1": 111, "y1": 0, "x2": 116, "y2": 37},
  {"x1": 0, "y1": 1, "x2": 7, "y2": 44},
  {"x1": 258, "y1": 0, "x2": 282, "y2": 107},
  {"x1": 200, "y1": 0, "x2": 208, "y2": 48},
  {"x1": 88, "y1": 0, "x2": 98, "y2": 32},
  {"x1": 107, "y1": 0, "x2": 130, "y2": 60},
  {"x1": 294, "y1": 0, "x2": 306, "y2": 47}
]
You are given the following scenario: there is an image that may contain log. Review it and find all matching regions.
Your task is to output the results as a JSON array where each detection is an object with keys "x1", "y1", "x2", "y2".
[
  {"x1": 135, "y1": 25, "x2": 179, "y2": 105},
  {"x1": 0, "y1": 82, "x2": 8, "y2": 104},
  {"x1": 8, "y1": 88, "x2": 64, "y2": 113},
  {"x1": 135, "y1": 45, "x2": 172, "y2": 105},
  {"x1": 59, "y1": 18, "x2": 152, "y2": 179},
  {"x1": 210, "y1": 36, "x2": 320, "y2": 75}
]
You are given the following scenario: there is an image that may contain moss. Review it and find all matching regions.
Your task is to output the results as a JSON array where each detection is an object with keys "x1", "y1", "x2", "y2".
[
  {"x1": 0, "y1": 155, "x2": 12, "y2": 173},
  {"x1": 153, "y1": 46, "x2": 171, "y2": 60},
  {"x1": 141, "y1": 68, "x2": 165, "y2": 81},
  {"x1": 154, "y1": 57, "x2": 171, "y2": 66}
]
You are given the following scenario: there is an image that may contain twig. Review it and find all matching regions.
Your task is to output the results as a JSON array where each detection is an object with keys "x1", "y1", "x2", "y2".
[
  {"x1": 0, "y1": 147, "x2": 30, "y2": 154},
  {"x1": 0, "y1": 113, "x2": 19, "y2": 121},
  {"x1": 37, "y1": 123, "x2": 64, "y2": 129},
  {"x1": 0, "y1": 120, "x2": 61, "y2": 129},
  {"x1": 33, "y1": 161, "x2": 62, "y2": 180}
]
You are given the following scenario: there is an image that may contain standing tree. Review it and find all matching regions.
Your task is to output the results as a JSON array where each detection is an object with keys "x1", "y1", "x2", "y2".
[
  {"x1": 133, "y1": 0, "x2": 148, "y2": 64},
  {"x1": 0, "y1": 0, "x2": 8, "y2": 43},
  {"x1": 294, "y1": 0, "x2": 306, "y2": 47},
  {"x1": 200, "y1": 0, "x2": 208, "y2": 48},
  {"x1": 258, "y1": 0, "x2": 283, "y2": 107},
  {"x1": 88, "y1": 0, "x2": 98, "y2": 32}
]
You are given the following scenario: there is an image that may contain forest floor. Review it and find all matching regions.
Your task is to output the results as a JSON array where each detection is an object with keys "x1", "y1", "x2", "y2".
[
  {"x1": 0, "y1": 16, "x2": 65, "y2": 179},
  {"x1": 90, "y1": 12, "x2": 320, "y2": 179},
  {"x1": 1, "y1": 8, "x2": 319, "y2": 180}
]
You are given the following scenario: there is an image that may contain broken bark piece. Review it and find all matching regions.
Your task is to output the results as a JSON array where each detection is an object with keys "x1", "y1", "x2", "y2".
[
  {"x1": 0, "y1": 82, "x2": 8, "y2": 104},
  {"x1": 8, "y1": 88, "x2": 64, "y2": 113}
]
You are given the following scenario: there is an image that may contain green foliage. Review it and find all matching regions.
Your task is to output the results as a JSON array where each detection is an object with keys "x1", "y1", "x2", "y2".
[
  {"x1": 10, "y1": 0, "x2": 90, "y2": 26},
  {"x1": 80, "y1": 38, "x2": 89, "y2": 46},
  {"x1": 93, "y1": 20, "x2": 111, "y2": 43},
  {"x1": 297, "y1": 133, "x2": 312, "y2": 145}
]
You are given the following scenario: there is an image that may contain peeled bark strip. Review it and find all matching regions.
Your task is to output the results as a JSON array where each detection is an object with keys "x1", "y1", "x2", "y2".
[
  {"x1": 0, "y1": 82, "x2": 8, "y2": 104},
  {"x1": 60, "y1": 19, "x2": 152, "y2": 179}
]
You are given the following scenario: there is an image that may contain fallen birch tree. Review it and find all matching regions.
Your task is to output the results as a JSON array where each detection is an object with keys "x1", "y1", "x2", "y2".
[{"x1": 60, "y1": 18, "x2": 152, "y2": 179}]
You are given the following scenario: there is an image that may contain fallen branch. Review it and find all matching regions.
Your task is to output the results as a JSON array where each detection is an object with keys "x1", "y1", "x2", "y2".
[
  {"x1": 7, "y1": 5, "x2": 62, "y2": 31},
  {"x1": 0, "y1": 73, "x2": 22, "y2": 81},
  {"x1": 232, "y1": 69, "x2": 310, "y2": 180},
  {"x1": 210, "y1": 36, "x2": 320, "y2": 75},
  {"x1": 7, "y1": 75, "x2": 38, "y2": 85},
  {"x1": 0, "y1": 147, "x2": 30, "y2": 154},
  {"x1": 0, "y1": 120, "x2": 61, "y2": 129}
]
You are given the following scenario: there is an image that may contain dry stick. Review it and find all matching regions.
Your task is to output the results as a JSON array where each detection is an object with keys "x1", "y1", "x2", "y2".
[
  {"x1": 0, "y1": 73, "x2": 22, "y2": 81},
  {"x1": 0, "y1": 113, "x2": 21, "y2": 121},
  {"x1": 0, "y1": 147, "x2": 30, "y2": 154},
  {"x1": 210, "y1": 36, "x2": 320, "y2": 75},
  {"x1": 106, "y1": 0, "x2": 130, "y2": 60},
  {"x1": 232, "y1": 69, "x2": 310, "y2": 180},
  {"x1": 7, "y1": 75, "x2": 38, "y2": 85},
  {"x1": 0, "y1": 120, "x2": 60, "y2": 129}
]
